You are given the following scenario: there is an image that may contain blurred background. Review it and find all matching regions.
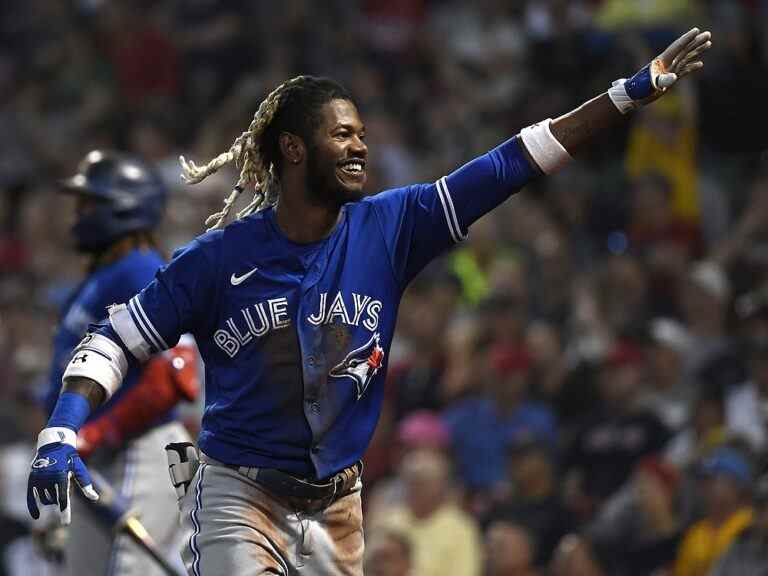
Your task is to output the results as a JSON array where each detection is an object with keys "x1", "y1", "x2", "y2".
[{"x1": 1, "y1": 0, "x2": 768, "y2": 575}]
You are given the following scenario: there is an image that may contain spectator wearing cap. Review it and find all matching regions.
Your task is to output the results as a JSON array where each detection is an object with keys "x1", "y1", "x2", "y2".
[
  {"x1": 483, "y1": 429, "x2": 574, "y2": 567},
  {"x1": 443, "y1": 347, "x2": 556, "y2": 497},
  {"x1": 586, "y1": 456, "x2": 683, "y2": 575},
  {"x1": 564, "y1": 341, "x2": 671, "y2": 517},
  {"x1": 639, "y1": 318, "x2": 693, "y2": 431},
  {"x1": 372, "y1": 448, "x2": 482, "y2": 576},
  {"x1": 725, "y1": 338, "x2": 768, "y2": 453},
  {"x1": 711, "y1": 473, "x2": 768, "y2": 575},
  {"x1": 681, "y1": 261, "x2": 733, "y2": 382},
  {"x1": 672, "y1": 447, "x2": 754, "y2": 576},
  {"x1": 366, "y1": 411, "x2": 451, "y2": 525}
]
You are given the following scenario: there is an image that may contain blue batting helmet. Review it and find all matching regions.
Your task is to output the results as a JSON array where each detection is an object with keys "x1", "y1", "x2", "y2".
[{"x1": 59, "y1": 150, "x2": 167, "y2": 251}]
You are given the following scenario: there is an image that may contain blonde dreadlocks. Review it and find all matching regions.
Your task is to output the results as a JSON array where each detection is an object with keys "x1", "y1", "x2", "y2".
[{"x1": 179, "y1": 75, "x2": 352, "y2": 231}]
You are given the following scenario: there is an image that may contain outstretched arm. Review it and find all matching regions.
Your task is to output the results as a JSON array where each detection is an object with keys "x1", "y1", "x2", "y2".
[
  {"x1": 525, "y1": 28, "x2": 711, "y2": 168},
  {"x1": 375, "y1": 29, "x2": 712, "y2": 288}
]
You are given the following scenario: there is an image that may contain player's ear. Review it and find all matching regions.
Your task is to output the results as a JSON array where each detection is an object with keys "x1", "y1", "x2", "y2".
[{"x1": 279, "y1": 133, "x2": 305, "y2": 166}]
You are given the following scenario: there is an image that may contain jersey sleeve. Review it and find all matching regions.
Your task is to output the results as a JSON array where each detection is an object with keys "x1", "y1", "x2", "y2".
[
  {"x1": 370, "y1": 135, "x2": 539, "y2": 286},
  {"x1": 107, "y1": 233, "x2": 221, "y2": 361}
]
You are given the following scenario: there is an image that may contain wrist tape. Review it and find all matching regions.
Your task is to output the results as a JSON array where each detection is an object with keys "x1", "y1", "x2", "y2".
[
  {"x1": 37, "y1": 427, "x2": 77, "y2": 450},
  {"x1": 608, "y1": 79, "x2": 636, "y2": 114},
  {"x1": 609, "y1": 60, "x2": 667, "y2": 114}
]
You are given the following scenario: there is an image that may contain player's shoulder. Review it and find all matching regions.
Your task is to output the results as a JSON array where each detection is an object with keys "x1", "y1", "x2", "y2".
[
  {"x1": 166, "y1": 211, "x2": 271, "y2": 266},
  {"x1": 169, "y1": 227, "x2": 225, "y2": 263}
]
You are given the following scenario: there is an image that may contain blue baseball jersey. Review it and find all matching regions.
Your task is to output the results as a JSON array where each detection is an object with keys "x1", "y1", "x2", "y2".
[
  {"x1": 100, "y1": 136, "x2": 538, "y2": 479},
  {"x1": 46, "y1": 249, "x2": 166, "y2": 420}
]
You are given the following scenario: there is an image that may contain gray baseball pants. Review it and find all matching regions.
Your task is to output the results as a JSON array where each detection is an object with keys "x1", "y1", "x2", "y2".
[
  {"x1": 66, "y1": 421, "x2": 191, "y2": 576},
  {"x1": 180, "y1": 458, "x2": 364, "y2": 575}
]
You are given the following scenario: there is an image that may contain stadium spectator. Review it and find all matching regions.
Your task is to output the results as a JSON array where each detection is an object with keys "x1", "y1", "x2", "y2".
[
  {"x1": 363, "y1": 527, "x2": 413, "y2": 576},
  {"x1": 680, "y1": 260, "x2": 734, "y2": 381},
  {"x1": 665, "y1": 385, "x2": 729, "y2": 468},
  {"x1": 725, "y1": 339, "x2": 768, "y2": 453},
  {"x1": 366, "y1": 410, "x2": 451, "y2": 523},
  {"x1": 550, "y1": 535, "x2": 605, "y2": 576},
  {"x1": 483, "y1": 429, "x2": 574, "y2": 567},
  {"x1": 672, "y1": 447, "x2": 754, "y2": 576},
  {"x1": 444, "y1": 346, "x2": 555, "y2": 498},
  {"x1": 371, "y1": 448, "x2": 482, "y2": 576},
  {"x1": 711, "y1": 473, "x2": 768, "y2": 575},
  {"x1": 586, "y1": 456, "x2": 683, "y2": 575},
  {"x1": 484, "y1": 519, "x2": 540, "y2": 576},
  {"x1": 639, "y1": 317, "x2": 693, "y2": 431},
  {"x1": 565, "y1": 341, "x2": 671, "y2": 517}
]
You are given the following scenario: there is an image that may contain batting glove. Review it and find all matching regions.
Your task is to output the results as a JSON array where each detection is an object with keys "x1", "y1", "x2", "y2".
[
  {"x1": 609, "y1": 27, "x2": 712, "y2": 113},
  {"x1": 27, "y1": 427, "x2": 99, "y2": 526}
]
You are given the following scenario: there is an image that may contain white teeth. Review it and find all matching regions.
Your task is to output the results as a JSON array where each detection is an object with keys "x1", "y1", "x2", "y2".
[{"x1": 341, "y1": 162, "x2": 363, "y2": 174}]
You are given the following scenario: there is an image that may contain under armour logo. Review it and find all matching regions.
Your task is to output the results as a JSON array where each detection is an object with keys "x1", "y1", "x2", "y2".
[{"x1": 73, "y1": 353, "x2": 88, "y2": 363}]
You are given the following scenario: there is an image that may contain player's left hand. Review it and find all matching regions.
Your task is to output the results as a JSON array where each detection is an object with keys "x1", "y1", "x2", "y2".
[
  {"x1": 27, "y1": 439, "x2": 99, "y2": 526},
  {"x1": 618, "y1": 28, "x2": 712, "y2": 110},
  {"x1": 651, "y1": 27, "x2": 712, "y2": 90}
]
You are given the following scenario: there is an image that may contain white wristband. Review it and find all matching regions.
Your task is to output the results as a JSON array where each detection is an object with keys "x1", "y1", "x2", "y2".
[
  {"x1": 37, "y1": 427, "x2": 77, "y2": 449},
  {"x1": 62, "y1": 333, "x2": 128, "y2": 399},
  {"x1": 520, "y1": 119, "x2": 572, "y2": 175},
  {"x1": 608, "y1": 78, "x2": 637, "y2": 115}
]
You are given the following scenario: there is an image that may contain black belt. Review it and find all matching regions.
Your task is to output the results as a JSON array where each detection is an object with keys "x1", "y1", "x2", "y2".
[{"x1": 213, "y1": 458, "x2": 362, "y2": 512}]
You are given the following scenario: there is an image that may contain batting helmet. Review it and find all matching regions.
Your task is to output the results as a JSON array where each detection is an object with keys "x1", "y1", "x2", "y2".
[{"x1": 59, "y1": 150, "x2": 167, "y2": 251}]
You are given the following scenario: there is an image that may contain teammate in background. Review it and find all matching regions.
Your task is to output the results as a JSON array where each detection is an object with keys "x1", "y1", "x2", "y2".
[
  {"x1": 28, "y1": 28, "x2": 711, "y2": 576},
  {"x1": 37, "y1": 151, "x2": 198, "y2": 576}
]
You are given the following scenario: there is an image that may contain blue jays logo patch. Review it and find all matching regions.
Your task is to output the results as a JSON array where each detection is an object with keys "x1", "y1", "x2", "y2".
[{"x1": 329, "y1": 333, "x2": 385, "y2": 400}]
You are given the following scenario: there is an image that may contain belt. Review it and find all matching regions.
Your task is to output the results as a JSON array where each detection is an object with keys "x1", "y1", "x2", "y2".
[{"x1": 205, "y1": 455, "x2": 362, "y2": 513}]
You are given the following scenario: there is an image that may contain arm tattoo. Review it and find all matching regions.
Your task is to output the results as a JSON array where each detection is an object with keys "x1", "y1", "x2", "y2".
[{"x1": 550, "y1": 93, "x2": 624, "y2": 155}]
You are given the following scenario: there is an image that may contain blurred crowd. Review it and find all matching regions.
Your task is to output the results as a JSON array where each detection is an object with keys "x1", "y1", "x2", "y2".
[{"x1": 2, "y1": 0, "x2": 768, "y2": 575}]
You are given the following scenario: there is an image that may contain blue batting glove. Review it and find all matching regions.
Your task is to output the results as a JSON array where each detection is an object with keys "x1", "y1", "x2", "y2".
[
  {"x1": 609, "y1": 27, "x2": 712, "y2": 113},
  {"x1": 27, "y1": 427, "x2": 99, "y2": 526}
]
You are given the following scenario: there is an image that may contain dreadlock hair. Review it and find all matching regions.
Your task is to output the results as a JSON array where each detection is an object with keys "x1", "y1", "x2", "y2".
[{"x1": 179, "y1": 75, "x2": 352, "y2": 231}]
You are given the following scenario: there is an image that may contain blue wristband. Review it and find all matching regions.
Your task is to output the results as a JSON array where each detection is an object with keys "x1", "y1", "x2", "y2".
[
  {"x1": 48, "y1": 392, "x2": 91, "y2": 432},
  {"x1": 624, "y1": 64, "x2": 655, "y2": 101}
]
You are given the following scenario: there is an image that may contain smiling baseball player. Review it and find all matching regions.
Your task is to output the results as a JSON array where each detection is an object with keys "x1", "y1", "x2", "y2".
[{"x1": 28, "y1": 28, "x2": 711, "y2": 575}]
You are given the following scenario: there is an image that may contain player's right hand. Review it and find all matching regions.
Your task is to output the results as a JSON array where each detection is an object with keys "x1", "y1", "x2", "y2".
[{"x1": 27, "y1": 438, "x2": 99, "y2": 525}]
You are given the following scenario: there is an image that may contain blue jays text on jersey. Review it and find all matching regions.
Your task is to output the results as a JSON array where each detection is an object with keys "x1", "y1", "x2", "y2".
[
  {"x1": 89, "y1": 135, "x2": 538, "y2": 480},
  {"x1": 214, "y1": 290, "x2": 383, "y2": 358},
  {"x1": 46, "y1": 249, "x2": 167, "y2": 421}
]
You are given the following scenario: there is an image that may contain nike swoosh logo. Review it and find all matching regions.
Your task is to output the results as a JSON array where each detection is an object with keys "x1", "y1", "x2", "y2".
[{"x1": 230, "y1": 267, "x2": 259, "y2": 286}]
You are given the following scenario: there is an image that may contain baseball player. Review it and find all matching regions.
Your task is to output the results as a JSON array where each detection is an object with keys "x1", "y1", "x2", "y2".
[
  {"x1": 27, "y1": 28, "x2": 711, "y2": 575},
  {"x1": 36, "y1": 150, "x2": 197, "y2": 576}
]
